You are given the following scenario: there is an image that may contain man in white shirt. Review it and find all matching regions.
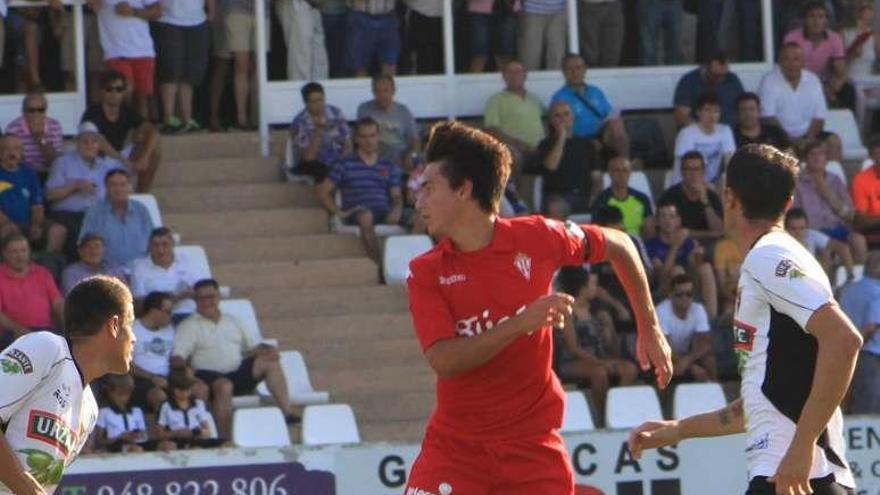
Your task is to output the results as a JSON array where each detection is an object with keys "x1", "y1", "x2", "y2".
[
  {"x1": 130, "y1": 227, "x2": 200, "y2": 321},
  {"x1": 656, "y1": 274, "x2": 716, "y2": 382}
]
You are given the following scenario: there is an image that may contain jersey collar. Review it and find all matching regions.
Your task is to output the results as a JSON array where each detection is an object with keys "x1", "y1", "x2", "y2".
[
  {"x1": 438, "y1": 218, "x2": 515, "y2": 254},
  {"x1": 64, "y1": 336, "x2": 86, "y2": 387}
]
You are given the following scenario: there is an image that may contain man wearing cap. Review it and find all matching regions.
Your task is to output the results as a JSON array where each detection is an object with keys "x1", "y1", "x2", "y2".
[
  {"x1": 46, "y1": 121, "x2": 125, "y2": 259},
  {"x1": 4, "y1": 91, "x2": 64, "y2": 181},
  {"x1": 61, "y1": 233, "x2": 127, "y2": 294}
]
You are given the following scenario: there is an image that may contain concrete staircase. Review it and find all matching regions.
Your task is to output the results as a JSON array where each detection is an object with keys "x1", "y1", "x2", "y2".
[{"x1": 155, "y1": 132, "x2": 434, "y2": 443}]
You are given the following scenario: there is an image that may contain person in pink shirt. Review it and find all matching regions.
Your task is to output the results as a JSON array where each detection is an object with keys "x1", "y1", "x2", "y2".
[
  {"x1": 783, "y1": 1, "x2": 855, "y2": 111},
  {"x1": 4, "y1": 92, "x2": 64, "y2": 181}
]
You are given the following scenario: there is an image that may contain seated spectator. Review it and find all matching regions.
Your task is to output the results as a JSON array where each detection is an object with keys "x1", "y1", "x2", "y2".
[
  {"x1": 356, "y1": 74, "x2": 420, "y2": 171},
  {"x1": 793, "y1": 140, "x2": 867, "y2": 264},
  {"x1": 591, "y1": 154, "x2": 654, "y2": 237},
  {"x1": 656, "y1": 274, "x2": 717, "y2": 382},
  {"x1": 46, "y1": 122, "x2": 124, "y2": 258},
  {"x1": 484, "y1": 60, "x2": 546, "y2": 170},
  {"x1": 5, "y1": 91, "x2": 64, "y2": 180},
  {"x1": 0, "y1": 234, "x2": 64, "y2": 349},
  {"x1": 61, "y1": 233, "x2": 127, "y2": 295},
  {"x1": 155, "y1": 370, "x2": 225, "y2": 450},
  {"x1": 659, "y1": 151, "x2": 724, "y2": 241},
  {"x1": 317, "y1": 117, "x2": 403, "y2": 265},
  {"x1": 130, "y1": 227, "x2": 200, "y2": 319},
  {"x1": 79, "y1": 168, "x2": 154, "y2": 267},
  {"x1": 536, "y1": 101, "x2": 601, "y2": 217},
  {"x1": 82, "y1": 70, "x2": 162, "y2": 192},
  {"x1": 95, "y1": 374, "x2": 152, "y2": 453},
  {"x1": 172, "y1": 279, "x2": 301, "y2": 439},
  {"x1": 852, "y1": 136, "x2": 880, "y2": 249},
  {"x1": 671, "y1": 92, "x2": 736, "y2": 185},
  {"x1": 346, "y1": 0, "x2": 400, "y2": 76},
  {"x1": 839, "y1": 251, "x2": 880, "y2": 414},
  {"x1": 290, "y1": 82, "x2": 352, "y2": 181},
  {"x1": 673, "y1": 51, "x2": 744, "y2": 128},
  {"x1": 785, "y1": 207, "x2": 855, "y2": 282},
  {"x1": 517, "y1": 0, "x2": 566, "y2": 71},
  {"x1": 713, "y1": 233, "x2": 743, "y2": 299},
  {"x1": 759, "y1": 42, "x2": 843, "y2": 161},
  {"x1": 131, "y1": 291, "x2": 187, "y2": 413},
  {"x1": 733, "y1": 92, "x2": 792, "y2": 150},
  {"x1": 551, "y1": 53, "x2": 629, "y2": 158},
  {"x1": 783, "y1": 2, "x2": 855, "y2": 112},
  {"x1": 466, "y1": 0, "x2": 518, "y2": 73},
  {"x1": 646, "y1": 203, "x2": 718, "y2": 319},
  {"x1": 554, "y1": 266, "x2": 638, "y2": 426}
]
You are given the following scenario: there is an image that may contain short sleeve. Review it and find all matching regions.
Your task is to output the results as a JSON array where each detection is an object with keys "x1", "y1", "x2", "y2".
[
  {"x1": 672, "y1": 74, "x2": 693, "y2": 107},
  {"x1": 853, "y1": 174, "x2": 870, "y2": 212},
  {"x1": 867, "y1": 299, "x2": 880, "y2": 325},
  {"x1": 132, "y1": 408, "x2": 147, "y2": 431},
  {"x1": 231, "y1": 315, "x2": 259, "y2": 351},
  {"x1": 129, "y1": 261, "x2": 147, "y2": 297},
  {"x1": 96, "y1": 408, "x2": 110, "y2": 429},
  {"x1": 326, "y1": 161, "x2": 344, "y2": 186},
  {"x1": 484, "y1": 95, "x2": 501, "y2": 128},
  {"x1": 290, "y1": 115, "x2": 310, "y2": 149},
  {"x1": 388, "y1": 164, "x2": 403, "y2": 189},
  {"x1": 157, "y1": 403, "x2": 171, "y2": 427},
  {"x1": 831, "y1": 33, "x2": 845, "y2": 58},
  {"x1": 758, "y1": 76, "x2": 778, "y2": 118},
  {"x1": 543, "y1": 217, "x2": 606, "y2": 266},
  {"x1": 746, "y1": 248, "x2": 832, "y2": 330},
  {"x1": 407, "y1": 259, "x2": 457, "y2": 351},
  {"x1": 722, "y1": 126, "x2": 736, "y2": 154},
  {"x1": 0, "y1": 335, "x2": 61, "y2": 423},
  {"x1": 694, "y1": 304, "x2": 710, "y2": 332},
  {"x1": 172, "y1": 320, "x2": 198, "y2": 360}
]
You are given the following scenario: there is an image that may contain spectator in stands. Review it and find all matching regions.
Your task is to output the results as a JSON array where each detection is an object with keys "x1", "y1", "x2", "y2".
[
  {"x1": 578, "y1": 0, "x2": 623, "y2": 67},
  {"x1": 646, "y1": 202, "x2": 718, "y2": 319},
  {"x1": 207, "y1": 0, "x2": 231, "y2": 131},
  {"x1": 61, "y1": 233, "x2": 127, "y2": 294},
  {"x1": 656, "y1": 273, "x2": 717, "y2": 382},
  {"x1": 852, "y1": 137, "x2": 880, "y2": 249},
  {"x1": 713, "y1": 232, "x2": 743, "y2": 300},
  {"x1": 671, "y1": 92, "x2": 736, "y2": 185},
  {"x1": 518, "y1": 0, "x2": 566, "y2": 71},
  {"x1": 224, "y1": 0, "x2": 264, "y2": 130},
  {"x1": 484, "y1": 60, "x2": 546, "y2": 170},
  {"x1": 0, "y1": 233, "x2": 64, "y2": 350},
  {"x1": 840, "y1": 251, "x2": 880, "y2": 414},
  {"x1": 536, "y1": 101, "x2": 602, "y2": 217},
  {"x1": 156, "y1": 370, "x2": 224, "y2": 450},
  {"x1": 322, "y1": 0, "x2": 347, "y2": 78},
  {"x1": 591, "y1": 155, "x2": 654, "y2": 237},
  {"x1": 347, "y1": 0, "x2": 399, "y2": 76},
  {"x1": 275, "y1": 0, "x2": 328, "y2": 81},
  {"x1": 403, "y1": 0, "x2": 442, "y2": 74},
  {"x1": 95, "y1": 374, "x2": 152, "y2": 453},
  {"x1": 90, "y1": 0, "x2": 161, "y2": 120},
  {"x1": 637, "y1": 0, "x2": 683, "y2": 66},
  {"x1": 793, "y1": 139, "x2": 867, "y2": 263},
  {"x1": 80, "y1": 169, "x2": 154, "y2": 267},
  {"x1": 131, "y1": 227, "x2": 201, "y2": 319},
  {"x1": 357, "y1": 74, "x2": 420, "y2": 171},
  {"x1": 155, "y1": 0, "x2": 212, "y2": 133},
  {"x1": 552, "y1": 53, "x2": 629, "y2": 158},
  {"x1": 82, "y1": 71, "x2": 162, "y2": 193},
  {"x1": 289, "y1": 82, "x2": 352, "y2": 181},
  {"x1": 732, "y1": 92, "x2": 792, "y2": 150},
  {"x1": 783, "y1": 1, "x2": 855, "y2": 111},
  {"x1": 467, "y1": 0, "x2": 519, "y2": 73},
  {"x1": 759, "y1": 42, "x2": 843, "y2": 161},
  {"x1": 844, "y1": 4, "x2": 876, "y2": 100},
  {"x1": 785, "y1": 207, "x2": 855, "y2": 282},
  {"x1": 131, "y1": 292, "x2": 177, "y2": 412},
  {"x1": 673, "y1": 51, "x2": 744, "y2": 128},
  {"x1": 5, "y1": 91, "x2": 64, "y2": 180},
  {"x1": 317, "y1": 118, "x2": 403, "y2": 265},
  {"x1": 172, "y1": 279, "x2": 301, "y2": 439},
  {"x1": 660, "y1": 151, "x2": 724, "y2": 241}
]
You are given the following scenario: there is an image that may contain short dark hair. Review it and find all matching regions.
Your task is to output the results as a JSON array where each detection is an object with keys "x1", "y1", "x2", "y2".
[
  {"x1": 21, "y1": 91, "x2": 46, "y2": 113},
  {"x1": 149, "y1": 227, "x2": 174, "y2": 242},
  {"x1": 104, "y1": 168, "x2": 130, "y2": 183},
  {"x1": 556, "y1": 266, "x2": 589, "y2": 297},
  {"x1": 142, "y1": 291, "x2": 172, "y2": 314},
  {"x1": 1, "y1": 232, "x2": 27, "y2": 250},
  {"x1": 681, "y1": 150, "x2": 705, "y2": 168},
  {"x1": 65, "y1": 275, "x2": 131, "y2": 338},
  {"x1": 706, "y1": 50, "x2": 729, "y2": 65},
  {"x1": 779, "y1": 41, "x2": 803, "y2": 59},
  {"x1": 800, "y1": 139, "x2": 825, "y2": 159},
  {"x1": 736, "y1": 92, "x2": 761, "y2": 107},
  {"x1": 100, "y1": 70, "x2": 126, "y2": 89},
  {"x1": 300, "y1": 82, "x2": 324, "y2": 103},
  {"x1": 105, "y1": 373, "x2": 134, "y2": 391},
  {"x1": 168, "y1": 369, "x2": 194, "y2": 390},
  {"x1": 354, "y1": 116, "x2": 379, "y2": 133},
  {"x1": 726, "y1": 144, "x2": 799, "y2": 221},
  {"x1": 671, "y1": 273, "x2": 693, "y2": 288},
  {"x1": 802, "y1": 0, "x2": 826, "y2": 16},
  {"x1": 193, "y1": 278, "x2": 219, "y2": 292},
  {"x1": 784, "y1": 207, "x2": 808, "y2": 226},
  {"x1": 371, "y1": 73, "x2": 395, "y2": 89},
  {"x1": 562, "y1": 52, "x2": 585, "y2": 66},
  {"x1": 695, "y1": 92, "x2": 721, "y2": 111},
  {"x1": 425, "y1": 121, "x2": 512, "y2": 214},
  {"x1": 594, "y1": 205, "x2": 624, "y2": 226}
]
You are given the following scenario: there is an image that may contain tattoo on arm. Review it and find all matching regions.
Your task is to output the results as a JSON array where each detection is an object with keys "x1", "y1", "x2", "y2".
[{"x1": 718, "y1": 400, "x2": 743, "y2": 426}]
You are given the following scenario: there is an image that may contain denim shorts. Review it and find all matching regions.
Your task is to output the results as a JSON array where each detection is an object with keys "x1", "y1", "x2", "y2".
[
  {"x1": 346, "y1": 11, "x2": 401, "y2": 72},
  {"x1": 468, "y1": 11, "x2": 517, "y2": 58}
]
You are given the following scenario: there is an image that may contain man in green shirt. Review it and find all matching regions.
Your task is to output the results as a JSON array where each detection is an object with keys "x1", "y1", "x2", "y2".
[
  {"x1": 484, "y1": 60, "x2": 546, "y2": 166},
  {"x1": 592, "y1": 155, "x2": 655, "y2": 237}
]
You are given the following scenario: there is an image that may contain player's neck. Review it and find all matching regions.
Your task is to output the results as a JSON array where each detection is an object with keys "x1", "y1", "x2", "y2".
[
  {"x1": 70, "y1": 339, "x2": 107, "y2": 385},
  {"x1": 737, "y1": 219, "x2": 784, "y2": 254},
  {"x1": 448, "y1": 213, "x2": 496, "y2": 252}
]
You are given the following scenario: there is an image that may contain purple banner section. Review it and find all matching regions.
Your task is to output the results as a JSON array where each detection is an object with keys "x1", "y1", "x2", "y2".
[{"x1": 56, "y1": 462, "x2": 335, "y2": 495}]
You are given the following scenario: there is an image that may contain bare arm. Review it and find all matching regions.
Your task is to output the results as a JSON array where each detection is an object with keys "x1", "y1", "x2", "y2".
[
  {"x1": 0, "y1": 311, "x2": 29, "y2": 337},
  {"x1": 51, "y1": 299, "x2": 64, "y2": 330},
  {"x1": 136, "y1": 2, "x2": 163, "y2": 20},
  {"x1": 805, "y1": 119, "x2": 824, "y2": 141},
  {"x1": 46, "y1": 181, "x2": 83, "y2": 202},
  {"x1": 542, "y1": 132, "x2": 566, "y2": 171},
  {"x1": 316, "y1": 180, "x2": 340, "y2": 215},
  {"x1": 0, "y1": 431, "x2": 45, "y2": 494}
]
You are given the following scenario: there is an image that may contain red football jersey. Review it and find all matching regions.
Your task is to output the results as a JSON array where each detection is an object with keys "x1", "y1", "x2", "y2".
[{"x1": 407, "y1": 216, "x2": 607, "y2": 441}]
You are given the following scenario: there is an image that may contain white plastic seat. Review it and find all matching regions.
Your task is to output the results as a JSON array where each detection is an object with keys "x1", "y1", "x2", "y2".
[
  {"x1": 256, "y1": 350, "x2": 330, "y2": 406},
  {"x1": 533, "y1": 176, "x2": 544, "y2": 211},
  {"x1": 863, "y1": 158, "x2": 874, "y2": 171},
  {"x1": 672, "y1": 383, "x2": 727, "y2": 419},
  {"x1": 219, "y1": 299, "x2": 274, "y2": 408},
  {"x1": 283, "y1": 136, "x2": 314, "y2": 184},
  {"x1": 663, "y1": 170, "x2": 675, "y2": 191},
  {"x1": 561, "y1": 391, "x2": 595, "y2": 433},
  {"x1": 232, "y1": 407, "x2": 291, "y2": 448},
  {"x1": 383, "y1": 235, "x2": 433, "y2": 284},
  {"x1": 605, "y1": 385, "x2": 664, "y2": 429},
  {"x1": 825, "y1": 161, "x2": 847, "y2": 186},
  {"x1": 330, "y1": 192, "x2": 406, "y2": 236},
  {"x1": 130, "y1": 194, "x2": 162, "y2": 227},
  {"x1": 835, "y1": 264, "x2": 865, "y2": 288},
  {"x1": 602, "y1": 171, "x2": 656, "y2": 210},
  {"x1": 175, "y1": 245, "x2": 212, "y2": 281},
  {"x1": 302, "y1": 404, "x2": 361, "y2": 446},
  {"x1": 825, "y1": 109, "x2": 868, "y2": 160}
]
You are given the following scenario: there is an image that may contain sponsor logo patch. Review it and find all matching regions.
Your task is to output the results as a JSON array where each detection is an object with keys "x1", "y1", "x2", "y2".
[
  {"x1": 1, "y1": 348, "x2": 33, "y2": 374},
  {"x1": 26, "y1": 410, "x2": 77, "y2": 457},
  {"x1": 439, "y1": 274, "x2": 466, "y2": 285},
  {"x1": 775, "y1": 259, "x2": 804, "y2": 279},
  {"x1": 746, "y1": 433, "x2": 770, "y2": 452}
]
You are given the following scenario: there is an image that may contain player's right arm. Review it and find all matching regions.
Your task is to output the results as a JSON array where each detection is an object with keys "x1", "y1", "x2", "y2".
[{"x1": 0, "y1": 434, "x2": 45, "y2": 494}]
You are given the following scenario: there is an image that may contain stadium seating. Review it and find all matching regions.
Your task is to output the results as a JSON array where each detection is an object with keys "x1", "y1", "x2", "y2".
[
  {"x1": 175, "y1": 245, "x2": 212, "y2": 280},
  {"x1": 302, "y1": 404, "x2": 361, "y2": 446},
  {"x1": 825, "y1": 109, "x2": 868, "y2": 161},
  {"x1": 601, "y1": 171, "x2": 656, "y2": 210},
  {"x1": 863, "y1": 158, "x2": 873, "y2": 170},
  {"x1": 232, "y1": 407, "x2": 291, "y2": 448},
  {"x1": 835, "y1": 264, "x2": 865, "y2": 289},
  {"x1": 218, "y1": 299, "x2": 274, "y2": 408},
  {"x1": 383, "y1": 235, "x2": 433, "y2": 284},
  {"x1": 605, "y1": 386, "x2": 663, "y2": 429},
  {"x1": 130, "y1": 194, "x2": 163, "y2": 227},
  {"x1": 672, "y1": 383, "x2": 727, "y2": 419},
  {"x1": 256, "y1": 350, "x2": 330, "y2": 406},
  {"x1": 561, "y1": 391, "x2": 595, "y2": 433}
]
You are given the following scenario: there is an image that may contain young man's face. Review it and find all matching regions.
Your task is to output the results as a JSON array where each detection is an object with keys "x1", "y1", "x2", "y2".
[
  {"x1": 195, "y1": 285, "x2": 221, "y2": 316},
  {"x1": 355, "y1": 124, "x2": 380, "y2": 155},
  {"x1": 804, "y1": 7, "x2": 828, "y2": 35},
  {"x1": 373, "y1": 79, "x2": 395, "y2": 108},
  {"x1": 785, "y1": 217, "x2": 809, "y2": 242},
  {"x1": 305, "y1": 91, "x2": 325, "y2": 116},
  {"x1": 682, "y1": 157, "x2": 706, "y2": 187},
  {"x1": 670, "y1": 282, "x2": 695, "y2": 313},
  {"x1": 148, "y1": 235, "x2": 175, "y2": 266},
  {"x1": 78, "y1": 238, "x2": 105, "y2": 266},
  {"x1": 562, "y1": 57, "x2": 586, "y2": 87},
  {"x1": 608, "y1": 158, "x2": 631, "y2": 188},
  {"x1": 102, "y1": 79, "x2": 127, "y2": 107},
  {"x1": 550, "y1": 103, "x2": 574, "y2": 132},
  {"x1": 416, "y1": 162, "x2": 470, "y2": 238},
  {"x1": 696, "y1": 103, "x2": 721, "y2": 128},
  {"x1": 657, "y1": 205, "x2": 681, "y2": 234},
  {"x1": 737, "y1": 98, "x2": 760, "y2": 127}
]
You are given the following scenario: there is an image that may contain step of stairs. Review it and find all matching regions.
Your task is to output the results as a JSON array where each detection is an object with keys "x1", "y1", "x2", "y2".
[
  {"x1": 154, "y1": 157, "x2": 281, "y2": 186},
  {"x1": 164, "y1": 208, "x2": 328, "y2": 239},
  {"x1": 199, "y1": 235, "x2": 364, "y2": 263},
  {"x1": 213, "y1": 258, "x2": 378, "y2": 291},
  {"x1": 154, "y1": 183, "x2": 319, "y2": 212},
  {"x1": 263, "y1": 313, "x2": 413, "y2": 348},
  {"x1": 243, "y1": 285, "x2": 408, "y2": 319}
]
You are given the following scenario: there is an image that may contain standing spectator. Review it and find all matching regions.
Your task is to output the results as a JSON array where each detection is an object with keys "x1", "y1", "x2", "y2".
[
  {"x1": 322, "y1": 0, "x2": 348, "y2": 78},
  {"x1": 5, "y1": 92, "x2": 64, "y2": 180},
  {"x1": 660, "y1": 151, "x2": 725, "y2": 241},
  {"x1": 484, "y1": 60, "x2": 546, "y2": 170},
  {"x1": 517, "y1": 0, "x2": 567, "y2": 71},
  {"x1": 130, "y1": 227, "x2": 201, "y2": 318},
  {"x1": 224, "y1": 0, "x2": 264, "y2": 130},
  {"x1": 404, "y1": 0, "x2": 443, "y2": 74},
  {"x1": 656, "y1": 274, "x2": 717, "y2": 382},
  {"x1": 131, "y1": 291, "x2": 176, "y2": 412},
  {"x1": 61, "y1": 233, "x2": 127, "y2": 295},
  {"x1": 357, "y1": 75, "x2": 420, "y2": 171},
  {"x1": 695, "y1": 0, "x2": 724, "y2": 64},
  {"x1": 82, "y1": 71, "x2": 162, "y2": 193},
  {"x1": 156, "y1": 0, "x2": 213, "y2": 133},
  {"x1": 785, "y1": 207, "x2": 855, "y2": 282},
  {"x1": 591, "y1": 155, "x2": 654, "y2": 236},
  {"x1": 844, "y1": 4, "x2": 875, "y2": 84},
  {"x1": 840, "y1": 251, "x2": 880, "y2": 414},
  {"x1": 552, "y1": 53, "x2": 629, "y2": 157},
  {"x1": 467, "y1": 0, "x2": 519, "y2": 73},
  {"x1": 637, "y1": 0, "x2": 683, "y2": 65},
  {"x1": 673, "y1": 51, "x2": 744, "y2": 128},
  {"x1": 91, "y1": 0, "x2": 162, "y2": 120},
  {"x1": 94, "y1": 374, "x2": 151, "y2": 453},
  {"x1": 289, "y1": 82, "x2": 353, "y2": 181},
  {"x1": 80, "y1": 169, "x2": 154, "y2": 267},
  {"x1": 346, "y1": 0, "x2": 400, "y2": 76},
  {"x1": 578, "y1": 0, "x2": 623, "y2": 67},
  {"x1": 275, "y1": 0, "x2": 329, "y2": 81},
  {"x1": 733, "y1": 92, "x2": 792, "y2": 149},
  {"x1": 852, "y1": 137, "x2": 880, "y2": 248},
  {"x1": 671, "y1": 93, "x2": 736, "y2": 185},
  {"x1": 317, "y1": 118, "x2": 403, "y2": 265},
  {"x1": 155, "y1": 370, "x2": 224, "y2": 449},
  {"x1": 19, "y1": 2, "x2": 69, "y2": 90},
  {"x1": 207, "y1": 0, "x2": 232, "y2": 131}
]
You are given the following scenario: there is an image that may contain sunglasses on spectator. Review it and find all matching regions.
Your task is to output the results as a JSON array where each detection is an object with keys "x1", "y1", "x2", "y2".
[
  {"x1": 25, "y1": 107, "x2": 46, "y2": 114},
  {"x1": 104, "y1": 85, "x2": 126, "y2": 93},
  {"x1": 673, "y1": 291, "x2": 693, "y2": 298}
]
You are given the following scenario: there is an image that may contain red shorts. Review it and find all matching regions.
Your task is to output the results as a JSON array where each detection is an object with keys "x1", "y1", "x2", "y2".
[
  {"x1": 106, "y1": 57, "x2": 155, "y2": 96},
  {"x1": 404, "y1": 428, "x2": 573, "y2": 495}
]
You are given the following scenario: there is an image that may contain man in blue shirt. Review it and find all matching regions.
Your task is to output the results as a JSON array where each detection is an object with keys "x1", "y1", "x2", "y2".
[
  {"x1": 839, "y1": 252, "x2": 880, "y2": 413},
  {"x1": 672, "y1": 50, "x2": 744, "y2": 128},
  {"x1": 551, "y1": 53, "x2": 629, "y2": 159}
]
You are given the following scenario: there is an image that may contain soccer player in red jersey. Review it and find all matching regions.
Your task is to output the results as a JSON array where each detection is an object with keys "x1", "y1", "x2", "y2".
[{"x1": 404, "y1": 121, "x2": 673, "y2": 495}]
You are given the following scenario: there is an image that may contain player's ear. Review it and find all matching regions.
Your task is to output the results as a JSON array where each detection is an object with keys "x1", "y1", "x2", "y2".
[
  {"x1": 106, "y1": 314, "x2": 120, "y2": 339},
  {"x1": 457, "y1": 179, "x2": 473, "y2": 201}
]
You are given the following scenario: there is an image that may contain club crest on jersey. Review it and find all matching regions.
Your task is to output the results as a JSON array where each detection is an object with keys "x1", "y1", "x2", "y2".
[
  {"x1": 775, "y1": 258, "x2": 804, "y2": 279},
  {"x1": 1, "y1": 348, "x2": 33, "y2": 374},
  {"x1": 514, "y1": 252, "x2": 532, "y2": 280},
  {"x1": 27, "y1": 410, "x2": 76, "y2": 457}
]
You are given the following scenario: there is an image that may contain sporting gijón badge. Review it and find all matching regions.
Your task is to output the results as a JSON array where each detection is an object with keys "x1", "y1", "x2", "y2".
[
  {"x1": 1, "y1": 348, "x2": 33, "y2": 374},
  {"x1": 26, "y1": 410, "x2": 77, "y2": 456}
]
